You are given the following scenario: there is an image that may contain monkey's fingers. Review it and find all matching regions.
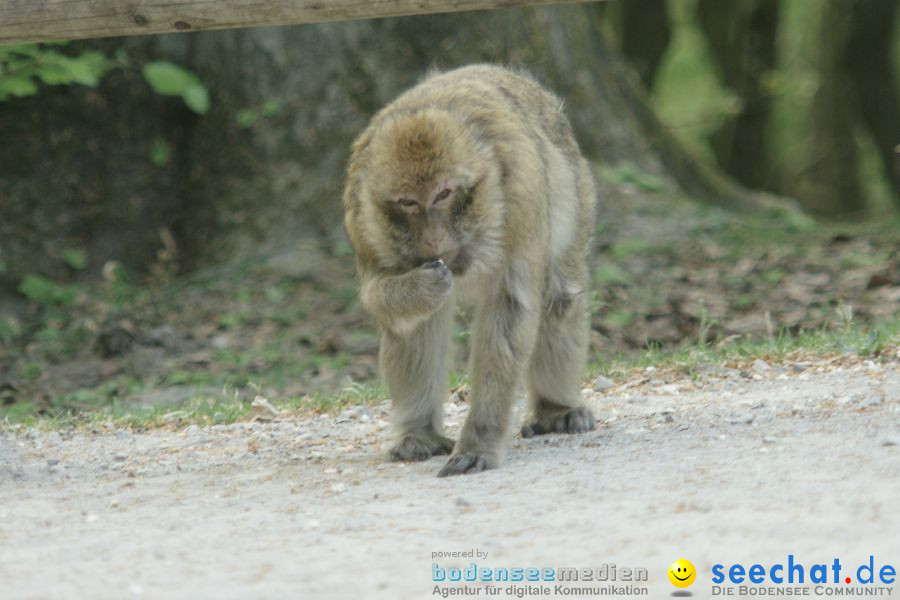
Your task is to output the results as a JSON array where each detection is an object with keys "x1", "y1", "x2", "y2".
[
  {"x1": 389, "y1": 432, "x2": 455, "y2": 462},
  {"x1": 437, "y1": 452, "x2": 491, "y2": 477},
  {"x1": 521, "y1": 406, "x2": 596, "y2": 438}
]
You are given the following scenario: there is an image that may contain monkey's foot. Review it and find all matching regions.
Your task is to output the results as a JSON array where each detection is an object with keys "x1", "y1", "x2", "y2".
[
  {"x1": 437, "y1": 452, "x2": 496, "y2": 477},
  {"x1": 389, "y1": 431, "x2": 455, "y2": 462},
  {"x1": 520, "y1": 406, "x2": 595, "y2": 438}
]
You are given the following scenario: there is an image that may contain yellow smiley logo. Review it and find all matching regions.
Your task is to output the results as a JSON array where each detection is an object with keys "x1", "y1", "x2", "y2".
[{"x1": 668, "y1": 558, "x2": 696, "y2": 588}]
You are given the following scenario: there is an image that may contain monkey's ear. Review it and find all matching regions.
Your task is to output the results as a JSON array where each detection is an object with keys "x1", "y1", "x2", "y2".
[{"x1": 348, "y1": 125, "x2": 376, "y2": 169}]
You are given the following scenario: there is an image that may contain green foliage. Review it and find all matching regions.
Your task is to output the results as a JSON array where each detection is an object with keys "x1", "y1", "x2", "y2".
[
  {"x1": 142, "y1": 61, "x2": 210, "y2": 114},
  {"x1": 593, "y1": 264, "x2": 632, "y2": 286},
  {"x1": 0, "y1": 319, "x2": 17, "y2": 342},
  {"x1": 62, "y1": 248, "x2": 88, "y2": 270},
  {"x1": 0, "y1": 43, "x2": 114, "y2": 101},
  {"x1": 651, "y1": 1, "x2": 739, "y2": 160},
  {"x1": 235, "y1": 98, "x2": 282, "y2": 129},
  {"x1": 18, "y1": 274, "x2": 77, "y2": 306},
  {"x1": 601, "y1": 162, "x2": 667, "y2": 192},
  {"x1": 149, "y1": 138, "x2": 172, "y2": 167}
]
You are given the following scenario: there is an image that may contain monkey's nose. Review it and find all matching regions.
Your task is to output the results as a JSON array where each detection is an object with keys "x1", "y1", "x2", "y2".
[{"x1": 423, "y1": 234, "x2": 448, "y2": 254}]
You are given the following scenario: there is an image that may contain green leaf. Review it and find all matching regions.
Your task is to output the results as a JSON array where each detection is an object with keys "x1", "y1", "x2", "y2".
[
  {"x1": 142, "y1": 61, "x2": 209, "y2": 114},
  {"x1": 62, "y1": 248, "x2": 88, "y2": 270},
  {"x1": 63, "y1": 51, "x2": 109, "y2": 86},
  {"x1": 182, "y1": 83, "x2": 210, "y2": 114},
  {"x1": 1, "y1": 44, "x2": 111, "y2": 101},
  {"x1": 0, "y1": 318, "x2": 16, "y2": 342},
  {"x1": 235, "y1": 108, "x2": 258, "y2": 129},
  {"x1": 149, "y1": 139, "x2": 172, "y2": 167},
  {"x1": 0, "y1": 75, "x2": 38, "y2": 99},
  {"x1": 142, "y1": 61, "x2": 197, "y2": 95},
  {"x1": 261, "y1": 99, "x2": 282, "y2": 117},
  {"x1": 18, "y1": 274, "x2": 76, "y2": 306}
]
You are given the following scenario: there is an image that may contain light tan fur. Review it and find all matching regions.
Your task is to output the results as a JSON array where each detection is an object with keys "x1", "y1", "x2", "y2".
[{"x1": 343, "y1": 65, "x2": 597, "y2": 476}]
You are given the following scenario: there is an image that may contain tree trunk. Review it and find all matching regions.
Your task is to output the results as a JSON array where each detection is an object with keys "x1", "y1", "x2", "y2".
[
  {"x1": 844, "y1": 0, "x2": 900, "y2": 207},
  {"x1": 696, "y1": 0, "x2": 780, "y2": 191},
  {"x1": 793, "y1": 2, "x2": 865, "y2": 215},
  {"x1": 0, "y1": 4, "x2": 764, "y2": 289},
  {"x1": 617, "y1": 0, "x2": 671, "y2": 90}
]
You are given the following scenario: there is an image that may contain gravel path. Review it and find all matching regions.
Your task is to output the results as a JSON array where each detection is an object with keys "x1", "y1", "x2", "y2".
[{"x1": 2, "y1": 357, "x2": 898, "y2": 599}]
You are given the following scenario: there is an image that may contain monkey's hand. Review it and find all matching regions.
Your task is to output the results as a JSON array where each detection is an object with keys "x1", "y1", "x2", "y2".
[
  {"x1": 361, "y1": 260, "x2": 453, "y2": 332},
  {"x1": 437, "y1": 451, "x2": 497, "y2": 477},
  {"x1": 409, "y1": 259, "x2": 453, "y2": 306}
]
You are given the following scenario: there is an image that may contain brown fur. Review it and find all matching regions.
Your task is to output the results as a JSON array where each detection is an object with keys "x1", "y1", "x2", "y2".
[{"x1": 343, "y1": 65, "x2": 597, "y2": 476}]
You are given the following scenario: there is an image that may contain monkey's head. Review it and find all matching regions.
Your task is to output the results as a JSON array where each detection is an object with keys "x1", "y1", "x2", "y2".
[{"x1": 344, "y1": 109, "x2": 504, "y2": 276}]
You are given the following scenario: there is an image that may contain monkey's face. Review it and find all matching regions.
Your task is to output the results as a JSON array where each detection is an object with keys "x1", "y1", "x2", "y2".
[
  {"x1": 383, "y1": 182, "x2": 469, "y2": 269},
  {"x1": 362, "y1": 110, "x2": 503, "y2": 276}
]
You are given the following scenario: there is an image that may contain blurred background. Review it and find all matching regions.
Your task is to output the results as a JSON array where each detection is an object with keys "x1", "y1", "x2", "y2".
[{"x1": 0, "y1": 0, "x2": 897, "y2": 423}]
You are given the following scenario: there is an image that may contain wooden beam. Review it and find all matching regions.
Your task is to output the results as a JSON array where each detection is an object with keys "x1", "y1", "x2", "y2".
[{"x1": 0, "y1": 0, "x2": 597, "y2": 46}]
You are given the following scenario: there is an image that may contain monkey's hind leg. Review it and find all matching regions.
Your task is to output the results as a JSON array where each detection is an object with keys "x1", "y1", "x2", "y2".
[
  {"x1": 521, "y1": 285, "x2": 595, "y2": 438},
  {"x1": 381, "y1": 302, "x2": 455, "y2": 461}
]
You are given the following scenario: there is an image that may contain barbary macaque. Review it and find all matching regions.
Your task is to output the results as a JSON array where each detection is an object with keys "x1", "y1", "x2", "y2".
[{"x1": 342, "y1": 65, "x2": 597, "y2": 476}]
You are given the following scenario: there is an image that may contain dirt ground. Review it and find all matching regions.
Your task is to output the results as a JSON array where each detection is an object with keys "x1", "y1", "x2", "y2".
[{"x1": 2, "y1": 355, "x2": 898, "y2": 600}]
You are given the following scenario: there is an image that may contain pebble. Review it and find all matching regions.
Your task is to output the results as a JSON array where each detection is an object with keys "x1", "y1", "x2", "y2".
[
  {"x1": 753, "y1": 359, "x2": 771, "y2": 372},
  {"x1": 728, "y1": 414, "x2": 754, "y2": 425},
  {"x1": 593, "y1": 375, "x2": 615, "y2": 392},
  {"x1": 455, "y1": 497, "x2": 471, "y2": 507}
]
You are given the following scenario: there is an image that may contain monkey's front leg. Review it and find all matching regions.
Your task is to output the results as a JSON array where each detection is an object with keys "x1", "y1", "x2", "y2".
[
  {"x1": 381, "y1": 301, "x2": 455, "y2": 461},
  {"x1": 364, "y1": 261, "x2": 456, "y2": 462},
  {"x1": 438, "y1": 288, "x2": 540, "y2": 477}
]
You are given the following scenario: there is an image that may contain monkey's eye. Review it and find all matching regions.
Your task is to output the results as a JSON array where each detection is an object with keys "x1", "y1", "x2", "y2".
[
  {"x1": 397, "y1": 197, "x2": 419, "y2": 211},
  {"x1": 433, "y1": 188, "x2": 452, "y2": 204}
]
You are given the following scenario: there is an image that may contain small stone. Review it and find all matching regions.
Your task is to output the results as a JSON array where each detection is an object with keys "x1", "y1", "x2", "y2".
[
  {"x1": 251, "y1": 396, "x2": 279, "y2": 421},
  {"x1": 752, "y1": 359, "x2": 771, "y2": 373},
  {"x1": 860, "y1": 394, "x2": 883, "y2": 408},
  {"x1": 184, "y1": 424, "x2": 200, "y2": 435},
  {"x1": 593, "y1": 375, "x2": 615, "y2": 391},
  {"x1": 728, "y1": 414, "x2": 754, "y2": 425},
  {"x1": 110, "y1": 498, "x2": 120, "y2": 508},
  {"x1": 455, "y1": 497, "x2": 471, "y2": 507},
  {"x1": 47, "y1": 458, "x2": 59, "y2": 467},
  {"x1": 329, "y1": 483, "x2": 346, "y2": 493},
  {"x1": 881, "y1": 439, "x2": 897, "y2": 447}
]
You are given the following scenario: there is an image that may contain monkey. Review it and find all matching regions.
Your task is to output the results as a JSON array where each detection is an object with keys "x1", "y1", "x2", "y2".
[{"x1": 342, "y1": 64, "x2": 597, "y2": 476}]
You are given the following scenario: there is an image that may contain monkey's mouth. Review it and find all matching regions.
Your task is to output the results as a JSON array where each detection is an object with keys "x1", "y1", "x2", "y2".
[{"x1": 446, "y1": 251, "x2": 470, "y2": 275}]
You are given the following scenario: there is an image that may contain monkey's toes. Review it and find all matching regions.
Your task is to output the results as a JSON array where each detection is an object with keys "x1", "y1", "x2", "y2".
[
  {"x1": 521, "y1": 406, "x2": 596, "y2": 438},
  {"x1": 389, "y1": 432, "x2": 455, "y2": 462},
  {"x1": 437, "y1": 452, "x2": 493, "y2": 477}
]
